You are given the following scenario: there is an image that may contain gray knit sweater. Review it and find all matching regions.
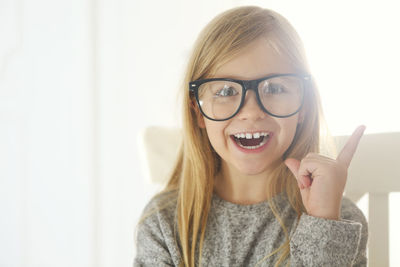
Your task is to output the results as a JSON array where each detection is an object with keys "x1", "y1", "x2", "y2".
[{"x1": 134, "y1": 191, "x2": 368, "y2": 266}]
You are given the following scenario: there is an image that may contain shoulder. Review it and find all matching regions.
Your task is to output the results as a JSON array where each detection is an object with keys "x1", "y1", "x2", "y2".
[
  {"x1": 141, "y1": 190, "x2": 178, "y2": 212},
  {"x1": 340, "y1": 196, "x2": 369, "y2": 265},
  {"x1": 138, "y1": 190, "x2": 178, "y2": 228},
  {"x1": 341, "y1": 196, "x2": 369, "y2": 254}
]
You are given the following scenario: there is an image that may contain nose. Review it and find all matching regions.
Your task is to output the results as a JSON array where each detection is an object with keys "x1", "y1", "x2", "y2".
[{"x1": 236, "y1": 90, "x2": 266, "y2": 121}]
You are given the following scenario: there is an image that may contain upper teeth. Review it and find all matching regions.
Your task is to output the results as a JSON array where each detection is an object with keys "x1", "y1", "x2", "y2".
[{"x1": 233, "y1": 132, "x2": 269, "y2": 139}]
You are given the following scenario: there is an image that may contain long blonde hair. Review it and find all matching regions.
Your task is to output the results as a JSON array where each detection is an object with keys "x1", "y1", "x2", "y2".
[{"x1": 160, "y1": 6, "x2": 323, "y2": 266}]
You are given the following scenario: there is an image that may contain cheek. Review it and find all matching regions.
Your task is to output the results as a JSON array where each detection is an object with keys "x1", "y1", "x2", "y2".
[
  {"x1": 278, "y1": 117, "x2": 299, "y2": 146},
  {"x1": 203, "y1": 121, "x2": 228, "y2": 150}
]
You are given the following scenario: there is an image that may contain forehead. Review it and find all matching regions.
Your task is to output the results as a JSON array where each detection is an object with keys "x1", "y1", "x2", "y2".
[{"x1": 213, "y1": 37, "x2": 297, "y2": 80}]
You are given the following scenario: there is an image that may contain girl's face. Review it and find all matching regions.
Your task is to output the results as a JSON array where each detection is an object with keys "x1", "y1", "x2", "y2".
[{"x1": 197, "y1": 38, "x2": 302, "y2": 177}]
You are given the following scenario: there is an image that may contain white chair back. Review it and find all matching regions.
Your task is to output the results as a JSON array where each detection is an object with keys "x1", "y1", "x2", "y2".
[
  {"x1": 337, "y1": 132, "x2": 400, "y2": 267},
  {"x1": 137, "y1": 126, "x2": 182, "y2": 185}
]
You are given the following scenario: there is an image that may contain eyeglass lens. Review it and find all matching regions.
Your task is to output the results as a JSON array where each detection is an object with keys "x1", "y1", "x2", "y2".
[{"x1": 197, "y1": 76, "x2": 304, "y2": 120}]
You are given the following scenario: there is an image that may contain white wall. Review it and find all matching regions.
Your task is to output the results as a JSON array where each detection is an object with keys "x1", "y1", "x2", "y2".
[
  {"x1": 1, "y1": 0, "x2": 399, "y2": 266},
  {"x1": 0, "y1": 0, "x2": 95, "y2": 266}
]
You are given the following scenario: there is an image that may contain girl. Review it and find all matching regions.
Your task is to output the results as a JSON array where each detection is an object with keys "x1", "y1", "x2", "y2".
[{"x1": 134, "y1": 6, "x2": 368, "y2": 267}]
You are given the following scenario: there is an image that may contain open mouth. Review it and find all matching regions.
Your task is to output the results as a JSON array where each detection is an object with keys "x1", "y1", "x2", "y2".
[{"x1": 231, "y1": 132, "x2": 270, "y2": 150}]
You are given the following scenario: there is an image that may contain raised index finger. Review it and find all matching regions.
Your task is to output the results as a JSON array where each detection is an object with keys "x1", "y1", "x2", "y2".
[{"x1": 337, "y1": 125, "x2": 366, "y2": 168}]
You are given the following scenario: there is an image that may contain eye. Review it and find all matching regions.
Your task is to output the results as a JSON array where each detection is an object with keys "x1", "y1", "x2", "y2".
[
  {"x1": 260, "y1": 81, "x2": 285, "y2": 95},
  {"x1": 215, "y1": 85, "x2": 238, "y2": 97}
]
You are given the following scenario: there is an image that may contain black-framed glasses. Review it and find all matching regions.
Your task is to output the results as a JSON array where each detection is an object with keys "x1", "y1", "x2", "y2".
[{"x1": 189, "y1": 73, "x2": 311, "y2": 121}]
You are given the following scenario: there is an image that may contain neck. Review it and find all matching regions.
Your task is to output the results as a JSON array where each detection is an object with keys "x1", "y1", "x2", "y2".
[{"x1": 214, "y1": 163, "x2": 279, "y2": 205}]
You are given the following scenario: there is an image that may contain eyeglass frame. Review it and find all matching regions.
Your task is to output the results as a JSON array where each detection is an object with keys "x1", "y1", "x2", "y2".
[{"x1": 189, "y1": 73, "x2": 311, "y2": 121}]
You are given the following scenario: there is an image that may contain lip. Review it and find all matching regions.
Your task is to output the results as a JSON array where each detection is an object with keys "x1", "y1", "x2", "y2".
[{"x1": 230, "y1": 133, "x2": 273, "y2": 154}]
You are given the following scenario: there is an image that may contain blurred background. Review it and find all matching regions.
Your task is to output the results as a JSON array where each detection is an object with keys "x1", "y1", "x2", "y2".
[{"x1": 1, "y1": 0, "x2": 399, "y2": 266}]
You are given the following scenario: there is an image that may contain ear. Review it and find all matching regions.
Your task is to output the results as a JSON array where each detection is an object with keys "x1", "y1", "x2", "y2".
[{"x1": 191, "y1": 100, "x2": 206, "y2": 128}]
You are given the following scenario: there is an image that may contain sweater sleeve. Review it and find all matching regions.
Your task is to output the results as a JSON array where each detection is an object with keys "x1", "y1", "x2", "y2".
[{"x1": 289, "y1": 197, "x2": 368, "y2": 266}]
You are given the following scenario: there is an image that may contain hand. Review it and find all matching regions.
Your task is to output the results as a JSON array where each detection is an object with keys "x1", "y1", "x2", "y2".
[{"x1": 284, "y1": 125, "x2": 366, "y2": 220}]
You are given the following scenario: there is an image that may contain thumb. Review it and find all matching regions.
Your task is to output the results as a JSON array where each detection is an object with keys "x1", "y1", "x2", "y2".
[
  {"x1": 284, "y1": 158, "x2": 300, "y2": 178},
  {"x1": 284, "y1": 158, "x2": 305, "y2": 189}
]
